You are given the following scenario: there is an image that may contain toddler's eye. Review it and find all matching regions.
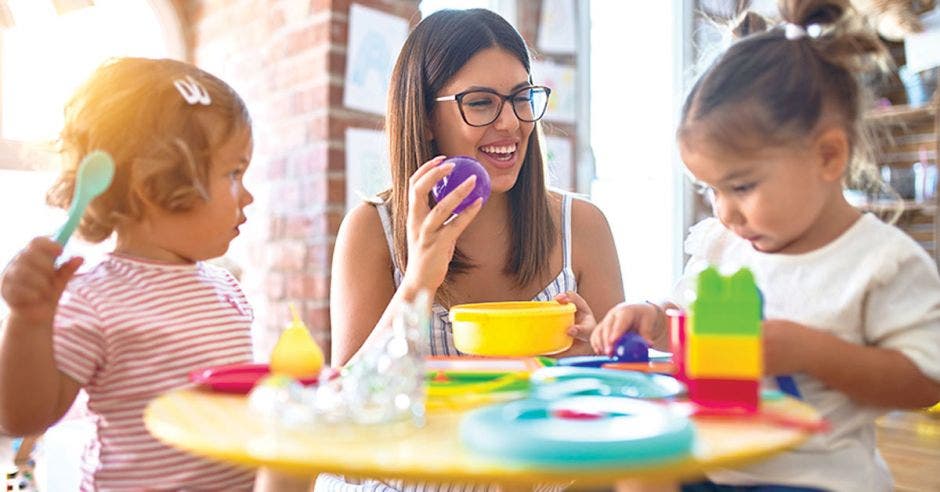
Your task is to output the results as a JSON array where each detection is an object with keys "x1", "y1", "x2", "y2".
[{"x1": 731, "y1": 183, "x2": 756, "y2": 194}]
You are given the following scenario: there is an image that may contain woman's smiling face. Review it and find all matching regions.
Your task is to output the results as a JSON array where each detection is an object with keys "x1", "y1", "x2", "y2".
[{"x1": 430, "y1": 47, "x2": 535, "y2": 194}]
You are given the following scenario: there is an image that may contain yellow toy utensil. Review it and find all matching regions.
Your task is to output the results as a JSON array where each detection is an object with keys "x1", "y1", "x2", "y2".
[{"x1": 269, "y1": 304, "x2": 325, "y2": 378}]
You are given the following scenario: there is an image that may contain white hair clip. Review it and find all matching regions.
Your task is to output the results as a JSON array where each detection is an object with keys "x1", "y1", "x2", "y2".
[{"x1": 173, "y1": 75, "x2": 211, "y2": 106}]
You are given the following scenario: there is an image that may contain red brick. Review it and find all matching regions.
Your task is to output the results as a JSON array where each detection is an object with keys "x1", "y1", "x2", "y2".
[
  {"x1": 307, "y1": 242, "x2": 334, "y2": 272},
  {"x1": 265, "y1": 272, "x2": 286, "y2": 300},
  {"x1": 267, "y1": 240, "x2": 307, "y2": 271}
]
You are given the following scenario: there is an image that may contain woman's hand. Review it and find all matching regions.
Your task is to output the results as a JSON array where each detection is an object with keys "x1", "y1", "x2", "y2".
[
  {"x1": 552, "y1": 291, "x2": 597, "y2": 357},
  {"x1": 400, "y1": 156, "x2": 483, "y2": 297},
  {"x1": 555, "y1": 291, "x2": 597, "y2": 341}
]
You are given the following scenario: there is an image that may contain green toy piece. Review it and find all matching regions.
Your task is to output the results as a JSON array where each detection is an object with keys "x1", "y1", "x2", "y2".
[{"x1": 689, "y1": 267, "x2": 761, "y2": 336}]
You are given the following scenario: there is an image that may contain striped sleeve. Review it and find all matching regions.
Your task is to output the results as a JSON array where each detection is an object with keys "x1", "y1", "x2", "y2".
[{"x1": 53, "y1": 287, "x2": 105, "y2": 385}]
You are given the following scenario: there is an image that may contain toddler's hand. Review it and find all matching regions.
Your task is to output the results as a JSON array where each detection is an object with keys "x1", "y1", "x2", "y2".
[
  {"x1": 590, "y1": 302, "x2": 664, "y2": 356},
  {"x1": 554, "y1": 291, "x2": 596, "y2": 341},
  {"x1": 0, "y1": 237, "x2": 82, "y2": 326},
  {"x1": 762, "y1": 319, "x2": 814, "y2": 376}
]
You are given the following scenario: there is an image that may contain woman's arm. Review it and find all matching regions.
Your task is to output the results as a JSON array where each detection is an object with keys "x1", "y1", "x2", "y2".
[
  {"x1": 330, "y1": 158, "x2": 483, "y2": 366},
  {"x1": 329, "y1": 203, "x2": 400, "y2": 367},
  {"x1": 565, "y1": 198, "x2": 625, "y2": 355},
  {"x1": 764, "y1": 320, "x2": 940, "y2": 408}
]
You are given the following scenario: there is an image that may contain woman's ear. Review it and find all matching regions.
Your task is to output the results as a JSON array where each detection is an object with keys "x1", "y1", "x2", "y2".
[{"x1": 813, "y1": 127, "x2": 850, "y2": 182}]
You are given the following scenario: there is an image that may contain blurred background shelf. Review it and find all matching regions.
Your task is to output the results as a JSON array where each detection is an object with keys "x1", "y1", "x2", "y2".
[{"x1": 864, "y1": 101, "x2": 940, "y2": 266}]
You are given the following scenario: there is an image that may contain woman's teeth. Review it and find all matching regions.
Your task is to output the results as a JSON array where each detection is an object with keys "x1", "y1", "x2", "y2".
[{"x1": 481, "y1": 144, "x2": 516, "y2": 161}]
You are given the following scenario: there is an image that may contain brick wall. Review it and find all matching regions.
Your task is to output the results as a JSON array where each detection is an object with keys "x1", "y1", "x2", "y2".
[
  {"x1": 174, "y1": 0, "x2": 415, "y2": 362},
  {"x1": 175, "y1": 0, "x2": 572, "y2": 363}
]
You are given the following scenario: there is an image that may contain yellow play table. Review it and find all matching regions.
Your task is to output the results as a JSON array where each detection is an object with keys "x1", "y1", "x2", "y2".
[{"x1": 144, "y1": 388, "x2": 822, "y2": 487}]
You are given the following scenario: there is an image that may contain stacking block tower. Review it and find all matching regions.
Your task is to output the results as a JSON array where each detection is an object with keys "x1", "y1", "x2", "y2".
[{"x1": 686, "y1": 267, "x2": 762, "y2": 412}]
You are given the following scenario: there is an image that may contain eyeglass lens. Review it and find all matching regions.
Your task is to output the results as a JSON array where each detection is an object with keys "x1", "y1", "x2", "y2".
[{"x1": 460, "y1": 87, "x2": 549, "y2": 126}]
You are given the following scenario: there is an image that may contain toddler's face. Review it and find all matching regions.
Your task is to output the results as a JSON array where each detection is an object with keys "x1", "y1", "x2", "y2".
[
  {"x1": 679, "y1": 135, "x2": 834, "y2": 255},
  {"x1": 186, "y1": 126, "x2": 255, "y2": 259},
  {"x1": 126, "y1": 126, "x2": 254, "y2": 263}
]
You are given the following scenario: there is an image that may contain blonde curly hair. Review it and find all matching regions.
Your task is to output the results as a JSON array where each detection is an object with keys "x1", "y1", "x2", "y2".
[{"x1": 47, "y1": 57, "x2": 251, "y2": 243}]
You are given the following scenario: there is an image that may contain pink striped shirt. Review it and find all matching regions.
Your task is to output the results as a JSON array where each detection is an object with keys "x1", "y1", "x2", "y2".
[{"x1": 53, "y1": 254, "x2": 255, "y2": 491}]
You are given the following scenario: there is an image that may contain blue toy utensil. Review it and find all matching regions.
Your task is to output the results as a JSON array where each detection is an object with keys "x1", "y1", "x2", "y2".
[{"x1": 53, "y1": 151, "x2": 115, "y2": 247}]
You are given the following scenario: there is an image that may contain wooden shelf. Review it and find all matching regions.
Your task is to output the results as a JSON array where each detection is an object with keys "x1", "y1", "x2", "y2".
[
  {"x1": 865, "y1": 104, "x2": 936, "y2": 125},
  {"x1": 855, "y1": 200, "x2": 937, "y2": 214}
]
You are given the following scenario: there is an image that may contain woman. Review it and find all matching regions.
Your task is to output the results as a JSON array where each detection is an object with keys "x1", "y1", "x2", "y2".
[{"x1": 331, "y1": 8, "x2": 623, "y2": 367}]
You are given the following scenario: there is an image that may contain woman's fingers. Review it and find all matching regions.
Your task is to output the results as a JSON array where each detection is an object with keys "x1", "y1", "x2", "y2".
[
  {"x1": 409, "y1": 155, "x2": 448, "y2": 185},
  {"x1": 425, "y1": 175, "x2": 477, "y2": 227},
  {"x1": 439, "y1": 196, "x2": 483, "y2": 234}
]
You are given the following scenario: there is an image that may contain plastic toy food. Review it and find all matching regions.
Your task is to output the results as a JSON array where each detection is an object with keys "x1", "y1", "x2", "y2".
[
  {"x1": 613, "y1": 332, "x2": 650, "y2": 362},
  {"x1": 431, "y1": 156, "x2": 491, "y2": 215},
  {"x1": 269, "y1": 304, "x2": 324, "y2": 378}
]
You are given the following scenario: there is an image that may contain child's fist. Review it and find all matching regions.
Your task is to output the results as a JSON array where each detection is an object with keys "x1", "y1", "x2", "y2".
[
  {"x1": 590, "y1": 302, "x2": 665, "y2": 356},
  {"x1": 1, "y1": 237, "x2": 82, "y2": 324}
]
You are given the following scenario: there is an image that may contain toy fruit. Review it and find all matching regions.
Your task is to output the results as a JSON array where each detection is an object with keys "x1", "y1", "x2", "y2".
[
  {"x1": 269, "y1": 304, "x2": 324, "y2": 378},
  {"x1": 432, "y1": 156, "x2": 491, "y2": 215},
  {"x1": 613, "y1": 332, "x2": 649, "y2": 362}
]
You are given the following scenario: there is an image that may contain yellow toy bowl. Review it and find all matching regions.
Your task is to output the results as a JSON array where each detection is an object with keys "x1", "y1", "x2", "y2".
[{"x1": 449, "y1": 301, "x2": 576, "y2": 356}]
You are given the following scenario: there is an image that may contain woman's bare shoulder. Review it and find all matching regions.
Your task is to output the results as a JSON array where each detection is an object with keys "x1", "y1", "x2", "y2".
[
  {"x1": 336, "y1": 201, "x2": 391, "y2": 261},
  {"x1": 565, "y1": 193, "x2": 612, "y2": 233}
]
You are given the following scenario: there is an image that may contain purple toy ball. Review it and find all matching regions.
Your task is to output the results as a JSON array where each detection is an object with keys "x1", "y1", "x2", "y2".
[
  {"x1": 432, "y1": 156, "x2": 491, "y2": 215},
  {"x1": 613, "y1": 332, "x2": 649, "y2": 363}
]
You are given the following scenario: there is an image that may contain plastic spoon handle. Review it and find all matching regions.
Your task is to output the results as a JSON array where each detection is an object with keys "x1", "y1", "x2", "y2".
[{"x1": 53, "y1": 151, "x2": 115, "y2": 246}]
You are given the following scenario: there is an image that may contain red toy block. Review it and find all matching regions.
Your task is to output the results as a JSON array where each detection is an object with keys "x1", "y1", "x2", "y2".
[
  {"x1": 687, "y1": 378, "x2": 759, "y2": 413},
  {"x1": 667, "y1": 309, "x2": 687, "y2": 382}
]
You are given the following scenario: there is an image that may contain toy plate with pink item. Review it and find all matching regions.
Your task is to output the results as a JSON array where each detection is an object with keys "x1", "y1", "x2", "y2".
[
  {"x1": 189, "y1": 363, "x2": 336, "y2": 394},
  {"x1": 459, "y1": 395, "x2": 695, "y2": 468}
]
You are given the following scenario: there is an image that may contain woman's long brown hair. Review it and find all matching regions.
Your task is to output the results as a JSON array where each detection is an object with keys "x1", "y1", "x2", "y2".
[{"x1": 382, "y1": 8, "x2": 555, "y2": 306}]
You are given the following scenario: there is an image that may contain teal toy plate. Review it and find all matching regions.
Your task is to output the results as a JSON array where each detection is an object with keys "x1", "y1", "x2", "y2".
[
  {"x1": 530, "y1": 366, "x2": 685, "y2": 400},
  {"x1": 459, "y1": 395, "x2": 695, "y2": 467}
]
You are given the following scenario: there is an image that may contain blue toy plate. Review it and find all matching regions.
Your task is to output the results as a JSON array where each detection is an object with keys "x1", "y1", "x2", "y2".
[
  {"x1": 459, "y1": 395, "x2": 695, "y2": 467},
  {"x1": 530, "y1": 366, "x2": 685, "y2": 400},
  {"x1": 556, "y1": 355, "x2": 614, "y2": 368}
]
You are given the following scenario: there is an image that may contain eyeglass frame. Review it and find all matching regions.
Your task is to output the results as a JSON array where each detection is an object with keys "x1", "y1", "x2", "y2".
[{"x1": 434, "y1": 85, "x2": 552, "y2": 127}]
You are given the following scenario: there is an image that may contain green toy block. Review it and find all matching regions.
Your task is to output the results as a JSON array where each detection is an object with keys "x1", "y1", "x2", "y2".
[{"x1": 688, "y1": 267, "x2": 761, "y2": 336}]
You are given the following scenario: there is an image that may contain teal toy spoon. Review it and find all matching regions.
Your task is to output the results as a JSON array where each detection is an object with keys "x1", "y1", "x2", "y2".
[{"x1": 53, "y1": 150, "x2": 115, "y2": 246}]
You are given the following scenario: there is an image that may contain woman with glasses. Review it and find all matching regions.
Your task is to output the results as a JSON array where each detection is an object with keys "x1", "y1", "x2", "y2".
[{"x1": 330, "y1": 6, "x2": 623, "y2": 391}]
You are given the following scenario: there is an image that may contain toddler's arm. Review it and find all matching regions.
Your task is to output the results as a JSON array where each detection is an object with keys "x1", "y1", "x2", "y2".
[
  {"x1": 0, "y1": 237, "x2": 83, "y2": 435},
  {"x1": 590, "y1": 302, "x2": 673, "y2": 355},
  {"x1": 764, "y1": 319, "x2": 940, "y2": 408}
]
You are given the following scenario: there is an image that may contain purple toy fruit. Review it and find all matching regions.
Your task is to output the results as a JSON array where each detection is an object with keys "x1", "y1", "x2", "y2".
[
  {"x1": 432, "y1": 156, "x2": 491, "y2": 215},
  {"x1": 613, "y1": 332, "x2": 649, "y2": 363}
]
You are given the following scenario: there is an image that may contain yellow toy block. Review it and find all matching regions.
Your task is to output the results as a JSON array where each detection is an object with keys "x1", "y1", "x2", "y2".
[{"x1": 687, "y1": 334, "x2": 762, "y2": 379}]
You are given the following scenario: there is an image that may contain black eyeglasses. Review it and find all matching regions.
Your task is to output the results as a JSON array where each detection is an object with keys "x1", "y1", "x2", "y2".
[{"x1": 434, "y1": 85, "x2": 551, "y2": 127}]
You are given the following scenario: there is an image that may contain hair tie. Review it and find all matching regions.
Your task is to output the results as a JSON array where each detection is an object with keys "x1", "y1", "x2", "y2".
[
  {"x1": 784, "y1": 22, "x2": 825, "y2": 41},
  {"x1": 784, "y1": 23, "x2": 807, "y2": 40}
]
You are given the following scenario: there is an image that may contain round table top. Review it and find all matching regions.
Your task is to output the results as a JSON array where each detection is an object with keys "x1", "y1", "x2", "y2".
[{"x1": 144, "y1": 388, "x2": 822, "y2": 487}]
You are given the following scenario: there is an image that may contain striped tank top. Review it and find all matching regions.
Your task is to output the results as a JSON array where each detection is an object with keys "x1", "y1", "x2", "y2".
[{"x1": 377, "y1": 193, "x2": 577, "y2": 356}]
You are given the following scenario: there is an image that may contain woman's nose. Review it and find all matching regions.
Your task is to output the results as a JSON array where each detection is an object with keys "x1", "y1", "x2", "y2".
[{"x1": 491, "y1": 100, "x2": 520, "y2": 131}]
